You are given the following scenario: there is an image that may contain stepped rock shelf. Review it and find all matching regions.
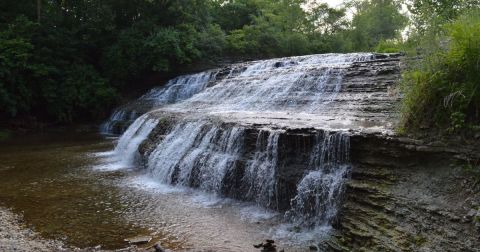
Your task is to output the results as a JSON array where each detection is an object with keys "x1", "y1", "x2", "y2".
[{"x1": 104, "y1": 53, "x2": 480, "y2": 251}]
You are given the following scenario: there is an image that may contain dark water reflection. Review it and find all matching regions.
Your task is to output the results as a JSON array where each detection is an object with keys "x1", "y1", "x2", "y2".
[
  {"x1": 0, "y1": 130, "x2": 314, "y2": 251},
  {"x1": 0, "y1": 131, "x2": 162, "y2": 249}
]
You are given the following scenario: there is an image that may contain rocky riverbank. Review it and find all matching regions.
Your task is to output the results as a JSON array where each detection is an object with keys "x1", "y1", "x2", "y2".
[
  {"x1": 0, "y1": 207, "x2": 67, "y2": 251},
  {"x1": 0, "y1": 207, "x2": 159, "y2": 252}
]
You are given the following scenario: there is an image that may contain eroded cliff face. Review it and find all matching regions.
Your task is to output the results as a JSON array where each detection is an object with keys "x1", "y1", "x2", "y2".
[
  {"x1": 139, "y1": 118, "x2": 480, "y2": 251},
  {"x1": 106, "y1": 53, "x2": 479, "y2": 251},
  {"x1": 326, "y1": 135, "x2": 480, "y2": 251},
  {"x1": 139, "y1": 119, "x2": 346, "y2": 213}
]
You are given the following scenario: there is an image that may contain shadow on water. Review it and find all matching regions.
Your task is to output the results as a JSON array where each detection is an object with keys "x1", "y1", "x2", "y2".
[
  {"x1": 0, "y1": 130, "x2": 318, "y2": 251},
  {"x1": 0, "y1": 130, "x2": 182, "y2": 250}
]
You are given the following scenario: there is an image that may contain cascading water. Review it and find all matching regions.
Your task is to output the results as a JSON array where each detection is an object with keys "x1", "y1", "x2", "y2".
[
  {"x1": 140, "y1": 71, "x2": 218, "y2": 104},
  {"x1": 112, "y1": 114, "x2": 159, "y2": 167},
  {"x1": 146, "y1": 121, "x2": 245, "y2": 193},
  {"x1": 169, "y1": 53, "x2": 374, "y2": 114},
  {"x1": 100, "y1": 108, "x2": 139, "y2": 134},
  {"x1": 102, "y1": 52, "x2": 399, "y2": 237},
  {"x1": 143, "y1": 122, "x2": 286, "y2": 209},
  {"x1": 100, "y1": 71, "x2": 218, "y2": 134},
  {"x1": 242, "y1": 130, "x2": 281, "y2": 209},
  {"x1": 142, "y1": 122, "x2": 351, "y2": 220},
  {"x1": 286, "y1": 131, "x2": 351, "y2": 227}
]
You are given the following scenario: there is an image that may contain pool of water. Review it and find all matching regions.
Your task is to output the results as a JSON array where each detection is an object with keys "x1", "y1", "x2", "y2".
[{"x1": 0, "y1": 130, "x2": 320, "y2": 251}]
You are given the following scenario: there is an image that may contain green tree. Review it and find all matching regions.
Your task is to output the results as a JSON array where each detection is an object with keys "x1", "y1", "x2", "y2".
[
  {"x1": 406, "y1": 0, "x2": 480, "y2": 34},
  {"x1": 211, "y1": 0, "x2": 262, "y2": 32},
  {"x1": 348, "y1": 0, "x2": 408, "y2": 51},
  {"x1": 0, "y1": 16, "x2": 37, "y2": 117},
  {"x1": 401, "y1": 10, "x2": 480, "y2": 134}
]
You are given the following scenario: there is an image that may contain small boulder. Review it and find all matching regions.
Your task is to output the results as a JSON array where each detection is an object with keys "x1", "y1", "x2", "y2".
[
  {"x1": 153, "y1": 243, "x2": 165, "y2": 252},
  {"x1": 467, "y1": 209, "x2": 477, "y2": 218},
  {"x1": 463, "y1": 208, "x2": 479, "y2": 222}
]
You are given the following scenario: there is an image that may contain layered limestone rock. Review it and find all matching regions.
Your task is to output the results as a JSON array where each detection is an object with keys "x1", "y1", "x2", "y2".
[
  {"x1": 107, "y1": 52, "x2": 480, "y2": 251},
  {"x1": 103, "y1": 53, "x2": 403, "y2": 134},
  {"x1": 326, "y1": 135, "x2": 480, "y2": 251},
  {"x1": 137, "y1": 116, "x2": 480, "y2": 251},
  {"x1": 156, "y1": 53, "x2": 402, "y2": 133}
]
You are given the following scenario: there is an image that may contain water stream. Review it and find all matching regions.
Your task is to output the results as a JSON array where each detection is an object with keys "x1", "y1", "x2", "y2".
[
  {"x1": 0, "y1": 53, "x2": 400, "y2": 251},
  {"x1": 100, "y1": 71, "x2": 219, "y2": 134},
  {"x1": 96, "y1": 53, "x2": 366, "y2": 249},
  {"x1": 0, "y1": 131, "x2": 319, "y2": 251}
]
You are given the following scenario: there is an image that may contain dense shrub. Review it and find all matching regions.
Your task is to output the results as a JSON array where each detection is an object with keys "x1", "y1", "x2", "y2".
[
  {"x1": 0, "y1": 16, "x2": 117, "y2": 122},
  {"x1": 0, "y1": 0, "x2": 409, "y2": 125},
  {"x1": 400, "y1": 10, "x2": 480, "y2": 134},
  {"x1": 375, "y1": 40, "x2": 403, "y2": 53}
]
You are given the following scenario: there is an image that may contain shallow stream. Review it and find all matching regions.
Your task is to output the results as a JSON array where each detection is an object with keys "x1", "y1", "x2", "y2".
[{"x1": 0, "y1": 130, "x2": 319, "y2": 251}]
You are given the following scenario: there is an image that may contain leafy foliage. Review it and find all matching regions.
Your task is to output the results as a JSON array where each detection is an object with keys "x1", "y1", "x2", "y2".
[
  {"x1": 406, "y1": 0, "x2": 480, "y2": 34},
  {"x1": 375, "y1": 39, "x2": 403, "y2": 53},
  {"x1": 400, "y1": 10, "x2": 480, "y2": 134},
  {"x1": 0, "y1": 129, "x2": 10, "y2": 141},
  {"x1": 0, "y1": 0, "x2": 409, "y2": 124},
  {"x1": 347, "y1": 0, "x2": 408, "y2": 51},
  {"x1": 0, "y1": 15, "x2": 117, "y2": 122}
]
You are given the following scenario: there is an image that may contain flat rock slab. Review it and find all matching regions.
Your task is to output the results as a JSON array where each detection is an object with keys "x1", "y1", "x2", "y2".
[{"x1": 124, "y1": 236, "x2": 152, "y2": 244}]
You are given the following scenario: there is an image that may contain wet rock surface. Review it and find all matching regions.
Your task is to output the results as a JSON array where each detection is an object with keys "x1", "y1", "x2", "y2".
[
  {"x1": 136, "y1": 116, "x2": 480, "y2": 251},
  {"x1": 106, "y1": 53, "x2": 403, "y2": 135},
  {"x1": 110, "y1": 52, "x2": 480, "y2": 251},
  {"x1": 254, "y1": 239, "x2": 284, "y2": 252}
]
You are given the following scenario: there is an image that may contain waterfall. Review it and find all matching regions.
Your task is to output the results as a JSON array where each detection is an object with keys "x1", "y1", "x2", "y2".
[
  {"x1": 113, "y1": 114, "x2": 159, "y2": 167},
  {"x1": 140, "y1": 71, "x2": 218, "y2": 103},
  {"x1": 286, "y1": 131, "x2": 351, "y2": 227},
  {"x1": 102, "y1": 52, "x2": 394, "y2": 231},
  {"x1": 100, "y1": 71, "x2": 218, "y2": 134},
  {"x1": 242, "y1": 131, "x2": 281, "y2": 209},
  {"x1": 144, "y1": 123, "x2": 285, "y2": 208},
  {"x1": 146, "y1": 121, "x2": 245, "y2": 193},
  {"x1": 100, "y1": 108, "x2": 139, "y2": 134},
  {"x1": 170, "y1": 53, "x2": 373, "y2": 113},
  {"x1": 102, "y1": 52, "x2": 377, "y2": 133},
  {"x1": 143, "y1": 124, "x2": 352, "y2": 224}
]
